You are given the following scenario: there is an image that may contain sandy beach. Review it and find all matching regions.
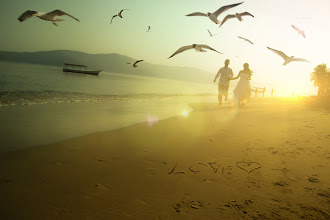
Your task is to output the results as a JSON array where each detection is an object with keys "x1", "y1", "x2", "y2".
[{"x1": 0, "y1": 97, "x2": 329, "y2": 219}]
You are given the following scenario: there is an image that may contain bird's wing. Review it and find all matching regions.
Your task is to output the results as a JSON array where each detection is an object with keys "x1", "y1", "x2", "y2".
[
  {"x1": 240, "y1": 12, "x2": 254, "y2": 17},
  {"x1": 219, "y1": 14, "x2": 236, "y2": 27},
  {"x1": 238, "y1": 36, "x2": 253, "y2": 44},
  {"x1": 186, "y1": 12, "x2": 207, "y2": 17},
  {"x1": 168, "y1": 45, "x2": 194, "y2": 59},
  {"x1": 134, "y1": 60, "x2": 144, "y2": 65},
  {"x1": 292, "y1": 58, "x2": 309, "y2": 62},
  {"x1": 208, "y1": 29, "x2": 212, "y2": 35},
  {"x1": 200, "y1": 45, "x2": 223, "y2": 54},
  {"x1": 48, "y1": 10, "x2": 80, "y2": 22},
  {"x1": 119, "y1": 9, "x2": 129, "y2": 16},
  {"x1": 267, "y1": 47, "x2": 289, "y2": 60},
  {"x1": 213, "y1": 2, "x2": 244, "y2": 17},
  {"x1": 237, "y1": 36, "x2": 246, "y2": 40},
  {"x1": 148, "y1": 26, "x2": 150, "y2": 30},
  {"x1": 110, "y1": 15, "x2": 118, "y2": 24},
  {"x1": 291, "y1": 24, "x2": 301, "y2": 32},
  {"x1": 18, "y1": 10, "x2": 38, "y2": 22},
  {"x1": 301, "y1": 32, "x2": 306, "y2": 38}
]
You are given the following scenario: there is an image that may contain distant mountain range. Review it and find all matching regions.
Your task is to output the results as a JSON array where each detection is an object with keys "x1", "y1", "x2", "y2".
[{"x1": 0, "y1": 50, "x2": 213, "y2": 83}]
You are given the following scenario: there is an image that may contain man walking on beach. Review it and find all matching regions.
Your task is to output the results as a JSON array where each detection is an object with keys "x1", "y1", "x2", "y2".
[{"x1": 213, "y1": 59, "x2": 234, "y2": 105}]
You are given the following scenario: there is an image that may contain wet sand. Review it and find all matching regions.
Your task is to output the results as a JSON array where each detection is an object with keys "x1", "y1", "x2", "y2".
[{"x1": 0, "y1": 97, "x2": 329, "y2": 219}]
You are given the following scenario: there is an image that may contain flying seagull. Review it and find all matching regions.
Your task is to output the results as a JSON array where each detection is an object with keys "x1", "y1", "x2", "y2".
[
  {"x1": 208, "y1": 29, "x2": 217, "y2": 37},
  {"x1": 291, "y1": 25, "x2": 306, "y2": 38},
  {"x1": 186, "y1": 2, "x2": 243, "y2": 25},
  {"x1": 237, "y1": 36, "x2": 254, "y2": 44},
  {"x1": 168, "y1": 44, "x2": 222, "y2": 59},
  {"x1": 219, "y1": 12, "x2": 254, "y2": 27},
  {"x1": 147, "y1": 26, "x2": 151, "y2": 32},
  {"x1": 127, "y1": 60, "x2": 144, "y2": 67},
  {"x1": 266, "y1": 47, "x2": 309, "y2": 65},
  {"x1": 111, "y1": 9, "x2": 129, "y2": 24},
  {"x1": 18, "y1": 9, "x2": 79, "y2": 26}
]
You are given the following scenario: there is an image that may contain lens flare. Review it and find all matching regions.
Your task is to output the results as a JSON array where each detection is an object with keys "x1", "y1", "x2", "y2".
[
  {"x1": 182, "y1": 110, "x2": 189, "y2": 117},
  {"x1": 146, "y1": 113, "x2": 158, "y2": 126}
]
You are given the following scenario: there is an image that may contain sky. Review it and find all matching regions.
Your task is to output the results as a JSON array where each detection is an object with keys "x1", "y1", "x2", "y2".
[{"x1": 1, "y1": 0, "x2": 330, "y2": 96}]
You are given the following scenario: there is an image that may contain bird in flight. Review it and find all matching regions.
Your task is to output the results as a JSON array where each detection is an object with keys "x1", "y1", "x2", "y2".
[
  {"x1": 291, "y1": 25, "x2": 306, "y2": 38},
  {"x1": 237, "y1": 36, "x2": 254, "y2": 44},
  {"x1": 18, "y1": 9, "x2": 79, "y2": 26},
  {"x1": 111, "y1": 9, "x2": 129, "y2": 24},
  {"x1": 168, "y1": 44, "x2": 223, "y2": 59},
  {"x1": 147, "y1": 26, "x2": 151, "y2": 32},
  {"x1": 186, "y1": 2, "x2": 243, "y2": 25},
  {"x1": 208, "y1": 29, "x2": 218, "y2": 37},
  {"x1": 266, "y1": 47, "x2": 309, "y2": 65},
  {"x1": 127, "y1": 60, "x2": 144, "y2": 67},
  {"x1": 219, "y1": 12, "x2": 254, "y2": 27}
]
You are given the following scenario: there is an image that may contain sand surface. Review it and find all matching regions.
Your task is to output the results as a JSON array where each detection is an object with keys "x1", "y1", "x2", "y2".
[{"x1": 0, "y1": 97, "x2": 329, "y2": 219}]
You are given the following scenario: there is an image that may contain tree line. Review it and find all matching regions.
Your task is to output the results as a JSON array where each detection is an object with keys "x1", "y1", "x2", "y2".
[{"x1": 311, "y1": 64, "x2": 330, "y2": 96}]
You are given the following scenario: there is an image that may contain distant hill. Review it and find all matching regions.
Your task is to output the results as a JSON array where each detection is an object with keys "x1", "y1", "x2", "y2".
[{"x1": 0, "y1": 50, "x2": 213, "y2": 83}]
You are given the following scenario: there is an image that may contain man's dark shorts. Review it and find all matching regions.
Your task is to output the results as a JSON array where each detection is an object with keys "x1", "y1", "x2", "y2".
[{"x1": 218, "y1": 85, "x2": 229, "y2": 95}]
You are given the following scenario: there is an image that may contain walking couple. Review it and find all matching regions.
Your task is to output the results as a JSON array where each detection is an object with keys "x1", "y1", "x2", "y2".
[{"x1": 213, "y1": 59, "x2": 253, "y2": 106}]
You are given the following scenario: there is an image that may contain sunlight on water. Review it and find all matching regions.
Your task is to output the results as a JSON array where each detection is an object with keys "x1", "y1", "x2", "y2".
[{"x1": 0, "y1": 62, "x2": 224, "y2": 151}]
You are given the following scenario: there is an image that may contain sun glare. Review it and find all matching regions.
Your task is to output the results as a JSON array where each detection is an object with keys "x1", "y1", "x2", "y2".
[{"x1": 182, "y1": 110, "x2": 189, "y2": 117}]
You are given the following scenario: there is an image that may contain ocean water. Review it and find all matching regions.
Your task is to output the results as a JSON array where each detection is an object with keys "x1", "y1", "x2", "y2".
[
  {"x1": 0, "y1": 61, "x2": 218, "y2": 106},
  {"x1": 0, "y1": 62, "x2": 219, "y2": 151}
]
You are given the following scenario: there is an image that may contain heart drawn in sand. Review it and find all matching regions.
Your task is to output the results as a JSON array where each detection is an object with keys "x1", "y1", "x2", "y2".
[{"x1": 236, "y1": 161, "x2": 261, "y2": 173}]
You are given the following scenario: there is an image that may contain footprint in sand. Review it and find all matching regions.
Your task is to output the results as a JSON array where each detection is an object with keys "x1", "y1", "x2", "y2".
[
  {"x1": 299, "y1": 205, "x2": 330, "y2": 219},
  {"x1": 190, "y1": 200, "x2": 203, "y2": 209},
  {"x1": 219, "y1": 199, "x2": 272, "y2": 219},
  {"x1": 308, "y1": 176, "x2": 320, "y2": 183},
  {"x1": 236, "y1": 161, "x2": 261, "y2": 173},
  {"x1": 219, "y1": 199, "x2": 254, "y2": 213},
  {"x1": 273, "y1": 180, "x2": 289, "y2": 187},
  {"x1": 317, "y1": 190, "x2": 330, "y2": 202},
  {"x1": 172, "y1": 198, "x2": 203, "y2": 213},
  {"x1": 272, "y1": 180, "x2": 292, "y2": 193}
]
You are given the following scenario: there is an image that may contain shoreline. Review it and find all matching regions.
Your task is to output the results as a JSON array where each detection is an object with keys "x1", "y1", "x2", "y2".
[
  {"x1": 0, "y1": 95, "x2": 218, "y2": 152},
  {"x1": 0, "y1": 96, "x2": 323, "y2": 153},
  {"x1": 0, "y1": 97, "x2": 329, "y2": 219}
]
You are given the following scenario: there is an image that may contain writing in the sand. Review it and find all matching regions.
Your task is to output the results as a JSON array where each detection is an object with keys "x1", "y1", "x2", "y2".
[{"x1": 167, "y1": 161, "x2": 261, "y2": 174}]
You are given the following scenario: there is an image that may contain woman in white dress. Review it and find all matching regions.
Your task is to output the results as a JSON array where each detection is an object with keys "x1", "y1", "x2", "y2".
[{"x1": 230, "y1": 63, "x2": 253, "y2": 106}]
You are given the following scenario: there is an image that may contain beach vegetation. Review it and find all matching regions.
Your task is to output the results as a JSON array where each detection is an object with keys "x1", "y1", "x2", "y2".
[{"x1": 310, "y1": 64, "x2": 330, "y2": 96}]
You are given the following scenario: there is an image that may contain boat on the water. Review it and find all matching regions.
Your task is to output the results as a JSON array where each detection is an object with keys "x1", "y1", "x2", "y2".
[{"x1": 62, "y1": 63, "x2": 102, "y2": 75}]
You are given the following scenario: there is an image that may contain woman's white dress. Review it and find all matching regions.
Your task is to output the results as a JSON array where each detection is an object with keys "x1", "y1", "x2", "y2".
[{"x1": 233, "y1": 72, "x2": 251, "y2": 102}]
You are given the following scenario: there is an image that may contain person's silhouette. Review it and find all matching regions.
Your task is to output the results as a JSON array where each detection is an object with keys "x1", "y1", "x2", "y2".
[{"x1": 213, "y1": 59, "x2": 234, "y2": 105}]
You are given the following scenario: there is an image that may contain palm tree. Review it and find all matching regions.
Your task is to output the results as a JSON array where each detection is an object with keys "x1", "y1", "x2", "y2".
[{"x1": 310, "y1": 64, "x2": 329, "y2": 96}]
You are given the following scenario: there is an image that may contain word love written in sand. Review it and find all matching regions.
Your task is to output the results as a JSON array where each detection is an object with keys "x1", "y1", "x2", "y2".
[{"x1": 168, "y1": 161, "x2": 261, "y2": 175}]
